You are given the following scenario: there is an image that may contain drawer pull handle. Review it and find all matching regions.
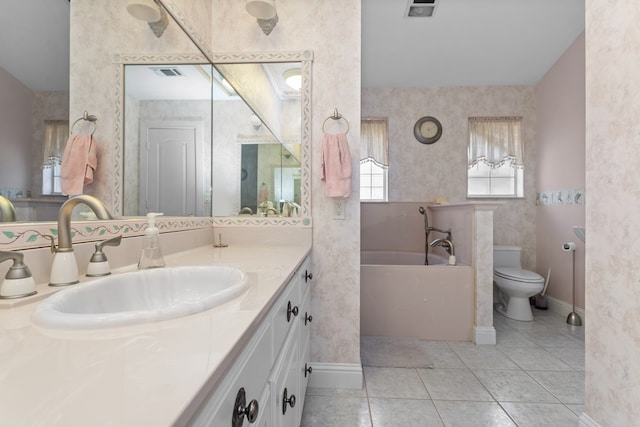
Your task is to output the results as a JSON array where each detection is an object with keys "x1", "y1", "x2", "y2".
[
  {"x1": 287, "y1": 301, "x2": 299, "y2": 322},
  {"x1": 305, "y1": 270, "x2": 313, "y2": 282},
  {"x1": 282, "y1": 387, "x2": 296, "y2": 414},
  {"x1": 305, "y1": 312, "x2": 313, "y2": 325},
  {"x1": 232, "y1": 387, "x2": 259, "y2": 426},
  {"x1": 304, "y1": 363, "x2": 313, "y2": 378}
]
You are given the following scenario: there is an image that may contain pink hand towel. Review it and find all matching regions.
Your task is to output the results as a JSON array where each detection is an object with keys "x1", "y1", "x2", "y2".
[
  {"x1": 321, "y1": 132, "x2": 352, "y2": 197},
  {"x1": 60, "y1": 135, "x2": 97, "y2": 196}
]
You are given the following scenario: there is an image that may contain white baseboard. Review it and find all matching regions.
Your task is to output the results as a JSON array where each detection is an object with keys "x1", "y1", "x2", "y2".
[
  {"x1": 308, "y1": 363, "x2": 363, "y2": 389},
  {"x1": 578, "y1": 413, "x2": 601, "y2": 427},
  {"x1": 546, "y1": 295, "x2": 586, "y2": 321},
  {"x1": 474, "y1": 325, "x2": 496, "y2": 345}
]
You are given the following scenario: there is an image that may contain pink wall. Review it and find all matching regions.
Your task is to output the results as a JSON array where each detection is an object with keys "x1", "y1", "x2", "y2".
[
  {"x1": 361, "y1": 202, "x2": 426, "y2": 253},
  {"x1": 535, "y1": 32, "x2": 585, "y2": 309},
  {"x1": 0, "y1": 66, "x2": 33, "y2": 194}
]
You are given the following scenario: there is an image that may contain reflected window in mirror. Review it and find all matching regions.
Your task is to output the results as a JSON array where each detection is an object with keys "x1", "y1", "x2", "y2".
[
  {"x1": 41, "y1": 120, "x2": 68, "y2": 195},
  {"x1": 360, "y1": 118, "x2": 389, "y2": 201}
]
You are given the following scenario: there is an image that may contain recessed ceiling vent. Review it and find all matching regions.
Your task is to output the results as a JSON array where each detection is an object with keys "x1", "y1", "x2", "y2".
[
  {"x1": 406, "y1": 0, "x2": 438, "y2": 18},
  {"x1": 150, "y1": 67, "x2": 184, "y2": 77}
]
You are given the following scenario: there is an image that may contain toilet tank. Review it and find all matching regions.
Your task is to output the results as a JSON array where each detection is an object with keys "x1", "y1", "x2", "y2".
[{"x1": 493, "y1": 246, "x2": 522, "y2": 268}]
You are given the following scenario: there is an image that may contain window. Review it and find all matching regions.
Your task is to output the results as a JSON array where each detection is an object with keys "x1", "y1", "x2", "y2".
[
  {"x1": 360, "y1": 118, "x2": 389, "y2": 201},
  {"x1": 41, "y1": 120, "x2": 69, "y2": 195},
  {"x1": 467, "y1": 117, "x2": 524, "y2": 198}
]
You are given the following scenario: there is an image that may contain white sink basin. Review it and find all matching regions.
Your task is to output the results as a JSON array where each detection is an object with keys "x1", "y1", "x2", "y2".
[{"x1": 32, "y1": 266, "x2": 250, "y2": 329}]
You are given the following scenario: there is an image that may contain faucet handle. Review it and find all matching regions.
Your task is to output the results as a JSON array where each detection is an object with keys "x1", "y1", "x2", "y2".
[
  {"x1": 42, "y1": 234, "x2": 57, "y2": 253},
  {"x1": 0, "y1": 251, "x2": 37, "y2": 299},
  {"x1": 86, "y1": 235, "x2": 122, "y2": 277}
]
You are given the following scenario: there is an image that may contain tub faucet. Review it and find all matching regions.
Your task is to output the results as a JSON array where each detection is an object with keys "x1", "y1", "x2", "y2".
[
  {"x1": 48, "y1": 195, "x2": 113, "y2": 286},
  {"x1": 430, "y1": 238, "x2": 455, "y2": 257},
  {"x1": 0, "y1": 195, "x2": 16, "y2": 222},
  {"x1": 426, "y1": 226, "x2": 451, "y2": 240}
]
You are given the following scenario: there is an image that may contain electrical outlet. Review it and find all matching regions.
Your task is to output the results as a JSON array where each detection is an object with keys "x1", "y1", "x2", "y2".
[{"x1": 334, "y1": 199, "x2": 346, "y2": 220}]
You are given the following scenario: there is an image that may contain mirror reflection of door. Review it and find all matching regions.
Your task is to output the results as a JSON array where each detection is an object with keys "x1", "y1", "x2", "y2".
[
  {"x1": 139, "y1": 121, "x2": 203, "y2": 216},
  {"x1": 240, "y1": 144, "x2": 258, "y2": 214}
]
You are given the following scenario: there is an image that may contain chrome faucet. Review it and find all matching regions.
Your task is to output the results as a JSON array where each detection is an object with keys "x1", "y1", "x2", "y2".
[
  {"x1": 430, "y1": 238, "x2": 455, "y2": 256},
  {"x1": 239, "y1": 206, "x2": 254, "y2": 215},
  {"x1": 263, "y1": 207, "x2": 278, "y2": 217},
  {"x1": 0, "y1": 251, "x2": 37, "y2": 299},
  {"x1": 0, "y1": 195, "x2": 16, "y2": 222},
  {"x1": 48, "y1": 195, "x2": 113, "y2": 286},
  {"x1": 426, "y1": 226, "x2": 452, "y2": 240}
]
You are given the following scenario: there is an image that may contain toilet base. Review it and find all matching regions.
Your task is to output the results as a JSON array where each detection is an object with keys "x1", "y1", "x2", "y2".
[{"x1": 495, "y1": 296, "x2": 534, "y2": 322}]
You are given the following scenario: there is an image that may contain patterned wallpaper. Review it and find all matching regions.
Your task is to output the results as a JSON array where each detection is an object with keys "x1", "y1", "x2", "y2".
[{"x1": 585, "y1": 1, "x2": 640, "y2": 424}]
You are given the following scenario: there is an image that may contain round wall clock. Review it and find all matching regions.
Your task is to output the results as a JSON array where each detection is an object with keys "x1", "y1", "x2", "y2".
[{"x1": 414, "y1": 116, "x2": 442, "y2": 144}]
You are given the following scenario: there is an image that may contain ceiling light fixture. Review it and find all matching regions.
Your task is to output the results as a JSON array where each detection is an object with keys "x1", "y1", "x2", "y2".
[
  {"x1": 283, "y1": 68, "x2": 302, "y2": 91},
  {"x1": 245, "y1": 0, "x2": 279, "y2": 36},
  {"x1": 127, "y1": 0, "x2": 169, "y2": 38}
]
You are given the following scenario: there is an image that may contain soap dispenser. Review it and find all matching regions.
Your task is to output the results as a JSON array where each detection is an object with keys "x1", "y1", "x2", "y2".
[{"x1": 138, "y1": 212, "x2": 165, "y2": 269}]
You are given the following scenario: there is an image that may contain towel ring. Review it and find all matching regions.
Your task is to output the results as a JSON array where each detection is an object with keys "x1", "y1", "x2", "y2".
[
  {"x1": 71, "y1": 111, "x2": 97, "y2": 136},
  {"x1": 322, "y1": 108, "x2": 350, "y2": 133}
]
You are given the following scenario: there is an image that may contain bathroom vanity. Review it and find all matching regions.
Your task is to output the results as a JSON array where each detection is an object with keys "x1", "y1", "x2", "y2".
[{"x1": 0, "y1": 240, "x2": 312, "y2": 426}]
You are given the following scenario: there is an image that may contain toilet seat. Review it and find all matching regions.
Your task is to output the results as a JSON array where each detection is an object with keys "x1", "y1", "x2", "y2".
[{"x1": 494, "y1": 267, "x2": 544, "y2": 283}]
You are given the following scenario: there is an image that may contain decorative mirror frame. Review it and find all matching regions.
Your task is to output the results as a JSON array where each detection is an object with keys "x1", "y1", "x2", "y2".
[{"x1": 113, "y1": 50, "x2": 313, "y2": 227}]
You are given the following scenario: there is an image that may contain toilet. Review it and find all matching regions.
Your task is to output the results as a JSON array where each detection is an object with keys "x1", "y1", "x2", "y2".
[{"x1": 493, "y1": 246, "x2": 545, "y2": 321}]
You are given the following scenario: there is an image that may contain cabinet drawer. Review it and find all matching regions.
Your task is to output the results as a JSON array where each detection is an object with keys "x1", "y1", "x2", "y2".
[
  {"x1": 297, "y1": 257, "x2": 313, "y2": 302},
  {"x1": 271, "y1": 278, "x2": 300, "y2": 356},
  {"x1": 191, "y1": 321, "x2": 272, "y2": 426},
  {"x1": 299, "y1": 286, "x2": 312, "y2": 352}
]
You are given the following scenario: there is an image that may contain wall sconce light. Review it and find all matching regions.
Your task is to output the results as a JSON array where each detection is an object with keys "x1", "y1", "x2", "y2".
[
  {"x1": 283, "y1": 68, "x2": 302, "y2": 91},
  {"x1": 250, "y1": 114, "x2": 262, "y2": 130},
  {"x1": 245, "y1": 0, "x2": 278, "y2": 36},
  {"x1": 127, "y1": 0, "x2": 169, "y2": 38}
]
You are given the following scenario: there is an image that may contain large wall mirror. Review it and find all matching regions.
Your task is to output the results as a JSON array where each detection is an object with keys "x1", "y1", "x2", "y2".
[
  {"x1": 0, "y1": 0, "x2": 311, "y2": 234},
  {"x1": 115, "y1": 51, "x2": 312, "y2": 226}
]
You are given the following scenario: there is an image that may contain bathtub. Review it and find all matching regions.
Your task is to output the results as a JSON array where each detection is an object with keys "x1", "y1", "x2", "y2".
[{"x1": 361, "y1": 250, "x2": 475, "y2": 341}]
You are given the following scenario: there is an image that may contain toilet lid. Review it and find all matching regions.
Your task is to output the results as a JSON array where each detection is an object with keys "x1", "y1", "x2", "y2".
[{"x1": 495, "y1": 267, "x2": 544, "y2": 283}]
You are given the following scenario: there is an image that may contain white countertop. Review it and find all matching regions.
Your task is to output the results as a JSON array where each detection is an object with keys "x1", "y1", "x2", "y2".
[{"x1": 0, "y1": 243, "x2": 310, "y2": 427}]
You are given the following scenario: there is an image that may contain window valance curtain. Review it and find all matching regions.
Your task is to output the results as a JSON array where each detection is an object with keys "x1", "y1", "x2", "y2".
[
  {"x1": 468, "y1": 117, "x2": 523, "y2": 168},
  {"x1": 360, "y1": 118, "x2": 388, "y2": 168}
]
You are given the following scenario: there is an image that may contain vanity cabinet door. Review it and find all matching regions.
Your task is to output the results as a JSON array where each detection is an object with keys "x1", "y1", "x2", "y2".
[{"x1": 299, "y1": 286, "x2": 312, "y2": 401}]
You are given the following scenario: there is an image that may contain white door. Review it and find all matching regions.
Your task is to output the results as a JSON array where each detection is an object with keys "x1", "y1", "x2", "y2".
[{"x1": 139, "y1": 121, "x2": 203, "y2": 216}]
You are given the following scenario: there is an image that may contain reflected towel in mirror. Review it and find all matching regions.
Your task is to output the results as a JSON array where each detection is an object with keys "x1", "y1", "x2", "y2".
[{"x1": 60, "y1": 135, "x2": 97, "y2": 196}]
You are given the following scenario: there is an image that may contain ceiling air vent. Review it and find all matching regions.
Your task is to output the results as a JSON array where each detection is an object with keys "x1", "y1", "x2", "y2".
[
  {"x1": 406, "y1": 0, "x2": 438, "y2": 18},
  {"x1": 150, "y1": 67, "x2": 184, "y2": 77}
]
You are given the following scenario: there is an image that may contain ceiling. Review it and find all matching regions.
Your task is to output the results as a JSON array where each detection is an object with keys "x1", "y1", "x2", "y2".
[
  {"x1": 0, "y1": 0, "x2": 69, "y2": 91},
  {"x1": 362, "y1": 0, "x2": 585, "y2": 87},
  {"x1": 0, "y1": 1, "x2": 585, "y2": 92}
]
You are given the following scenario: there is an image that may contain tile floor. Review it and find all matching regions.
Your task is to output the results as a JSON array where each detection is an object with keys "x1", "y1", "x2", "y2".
[{"x1": 301, "y1": 309, "x2": 585, "y2": 426}]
